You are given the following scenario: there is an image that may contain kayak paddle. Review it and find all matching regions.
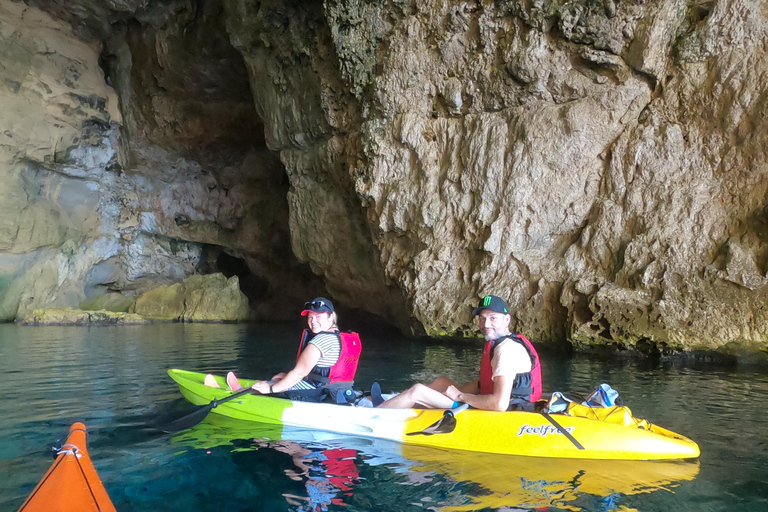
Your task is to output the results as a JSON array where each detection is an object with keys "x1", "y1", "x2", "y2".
[
  {"x1": 161, "y1": 386, "x2": 255, "y2": 433},
  {"x1": 406, "y1": 403, "x2": 469, "y2": 436}
]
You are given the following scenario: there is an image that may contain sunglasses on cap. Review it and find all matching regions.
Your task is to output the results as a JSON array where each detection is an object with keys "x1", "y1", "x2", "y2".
[{"x1": 305, "y1": 300, "x2": 327, "y2": 309}]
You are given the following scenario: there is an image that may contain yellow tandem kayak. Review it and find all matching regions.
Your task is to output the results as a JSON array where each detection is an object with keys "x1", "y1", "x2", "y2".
[{"x1": 168, "y1": 369, "x2": 700, "y2": 460}]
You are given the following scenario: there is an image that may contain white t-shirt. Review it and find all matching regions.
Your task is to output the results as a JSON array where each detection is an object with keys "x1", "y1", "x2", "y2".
[{"x1": 491, "y1": 337, "x2": 532, "y2": 380}]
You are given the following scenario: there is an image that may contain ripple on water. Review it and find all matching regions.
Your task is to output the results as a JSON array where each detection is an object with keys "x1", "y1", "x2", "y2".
[{"x1": 2, "y1": 324, "x2": 768, "y2": 512}]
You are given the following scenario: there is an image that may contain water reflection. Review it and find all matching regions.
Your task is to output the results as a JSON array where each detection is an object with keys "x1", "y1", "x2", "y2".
[
  {"x1": 3, "y1": 323, "x2": 764, "y2": 511},
  {"x1": 172, "y1": 416, "x2": 699, "y2": 511},
  {"x1": 270, "y1": 441, "x2": 359, "y2": 511}
]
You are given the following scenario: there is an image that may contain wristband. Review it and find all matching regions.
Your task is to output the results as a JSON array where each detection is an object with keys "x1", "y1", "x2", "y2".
[{"x1": 269, "y1": 383, "x2": 274, "y2": 394}]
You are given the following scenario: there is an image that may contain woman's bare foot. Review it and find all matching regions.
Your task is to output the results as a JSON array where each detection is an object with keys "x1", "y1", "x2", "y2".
[
  {"x1": 227, "y1": 371, "x2": 243, "y2": 391},
  {"x1": 204, "y1": 374, "x2": 220, "y2": 388}
]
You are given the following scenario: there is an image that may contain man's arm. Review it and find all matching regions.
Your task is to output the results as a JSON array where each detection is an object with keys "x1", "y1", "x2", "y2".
[
  {"x1": 456, "y1": 379, "x2": 479, "y2": 394},
  {"x1": 445, "y1": 375, "x2": 514, "y2": 412}
]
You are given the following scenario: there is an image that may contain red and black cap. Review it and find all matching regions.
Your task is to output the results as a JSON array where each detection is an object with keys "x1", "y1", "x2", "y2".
[
  {"x1": 472, "y1": 295, "x2": 509, "y2": 315},
  {"x1": 301, "y1": 297, "x2": 335, "y2": 316}
]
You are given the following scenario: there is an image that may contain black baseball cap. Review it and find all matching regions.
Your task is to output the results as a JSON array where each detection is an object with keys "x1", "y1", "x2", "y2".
[
  {"x1": 301, "y1": 297, "x2": 334, "y2": 316},
  {"x1": 472, "y1": 295, "x2": 509, "y2": 315}
]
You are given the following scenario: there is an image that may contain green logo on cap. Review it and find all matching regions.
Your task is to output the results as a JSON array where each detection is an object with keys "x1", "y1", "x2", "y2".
[{"x1": 483, "y1": 296, "x2": 492, "y2": 306}]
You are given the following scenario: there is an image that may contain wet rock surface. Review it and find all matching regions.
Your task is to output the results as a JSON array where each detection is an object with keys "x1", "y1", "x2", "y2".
[
  {"x1": 2, "y1": 0, "x2": 768, "y2": 357},
  {"x1": 21, "y1": 308, "x2": 150, "y2": 326}
]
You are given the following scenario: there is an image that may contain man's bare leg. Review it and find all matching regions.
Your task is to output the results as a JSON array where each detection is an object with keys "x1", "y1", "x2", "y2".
[
  {"x1": 426, "y1": 376, "x2": 456, "y2": 393},
  {"x1": 377, "y1": 383, "x2": 456, "y2": 409}
]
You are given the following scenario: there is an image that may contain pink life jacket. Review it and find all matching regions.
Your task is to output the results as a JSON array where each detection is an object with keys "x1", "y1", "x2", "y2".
[
  {"x1": 297, "y1": 330, "x2": 362, "y2": 385},
  {"x1": 478, "y1": 334, "x2": 542, "y2": 402}
]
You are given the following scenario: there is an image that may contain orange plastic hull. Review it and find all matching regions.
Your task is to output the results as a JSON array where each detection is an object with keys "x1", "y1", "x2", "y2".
[{"x1": 18, "y1": 422, "x2": 116, "y2": 512}]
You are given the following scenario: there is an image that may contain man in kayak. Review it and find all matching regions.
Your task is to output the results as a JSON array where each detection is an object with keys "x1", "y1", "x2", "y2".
[
  {"x1": 207, "y1": 297, "x2": 362, "y2": 401},
  {"x1": 376, "y1": 295, "x2": 541, "y2": 412}
]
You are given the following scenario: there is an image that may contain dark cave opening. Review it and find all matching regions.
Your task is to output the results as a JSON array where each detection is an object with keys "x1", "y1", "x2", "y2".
[{"x1": 206, "y1": 248, "x2": 268, "y2": 306}]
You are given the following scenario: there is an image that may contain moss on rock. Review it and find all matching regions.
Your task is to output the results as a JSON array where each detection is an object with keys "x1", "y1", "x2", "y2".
[
  {"x1": 21, "y1": 308, "x2": 149, "y2": 325},
  {"x1": 131, "y1": 273, "x2": 250, "y2": 322},
  {"x1": 80, "y1": 294, "x2": 135, "y2": 313},
  {"x1": 181, "y1": 274, "x2": 250, "y2": 322},
  {"x1": 131, "y1": 283, "x2": 185, "y2": 321}
]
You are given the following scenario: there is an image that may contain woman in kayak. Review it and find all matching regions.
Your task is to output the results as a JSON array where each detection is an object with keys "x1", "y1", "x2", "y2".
[{"x1": 206, "y1": 297, "x2": 362, "y2": 399}]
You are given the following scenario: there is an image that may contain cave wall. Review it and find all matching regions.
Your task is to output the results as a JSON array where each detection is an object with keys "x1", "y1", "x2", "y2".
[
  {"x1": 0, "y1": 0, "x2": 123, "y2": 320},
  {"x1": 0, "y1": 0, "x2": 318, "y2": 322},
  {"x1": 221, "y1": 0, "x2": 768, "y2": 352},
  {"x1": 2, "y1": 0, "x2": 768, "y2": 354},
  {"x1": 223, "y1": 0, "x2": 413, "y2": 331}
]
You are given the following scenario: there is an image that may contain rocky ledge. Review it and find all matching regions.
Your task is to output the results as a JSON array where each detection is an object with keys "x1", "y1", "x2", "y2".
[
  {"x1": 20, "y1": 273, "x2": 249, "y2": 325},
  {"x1": 21, "y1": 308, "x2": 150, "y2": 326}
]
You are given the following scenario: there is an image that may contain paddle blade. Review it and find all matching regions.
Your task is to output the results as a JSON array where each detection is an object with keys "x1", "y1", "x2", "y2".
[
  {"x1": 161, "y1": 386, "x2": 255, "y2": 433},
  {"x1": 406, "y1": 404, "x2": 468, "y2": 436},
  {"x1": 161, "y1": 404, "x2": 213, "y2": 433},
  {"x1": 407, "y1": 414, "x2": 457, "y2": 436}
]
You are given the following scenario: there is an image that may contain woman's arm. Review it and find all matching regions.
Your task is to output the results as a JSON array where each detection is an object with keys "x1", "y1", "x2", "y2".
[{"x1": 252, "y1": 344, "x2": 321, "y2": 394}]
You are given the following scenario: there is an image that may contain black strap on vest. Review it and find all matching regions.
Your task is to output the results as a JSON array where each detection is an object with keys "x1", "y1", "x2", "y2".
[
  {"x1": 301, "y1": 330, "x2": 341, "y2": 385},
  {"x1": 489, "y1": 335, "x2": 534, "y2": 399},
  {"x1": 490, "y1": 335, "x2": 536, "y2": 367}
]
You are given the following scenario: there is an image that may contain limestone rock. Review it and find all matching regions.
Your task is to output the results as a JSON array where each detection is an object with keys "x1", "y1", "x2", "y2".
[
  {"x1": 182, "y1": 274, "x2": 251, "y2": 322},
  {"x1": 0, "y1": 0, "x2": 307, "y2": 323},
  {"x1": 21, "y1": 308, "x2": 149, "y2": 326},
  {"x1": 80, "y1": 294, "x2": 136, "y2": 313},
  {"x1": 4, "y1": 0, "x2": 768, "y2": 358},
  {"x1": 132, "y1": 273, "x2": 250, "y2": 322},
  {"x1": 247, "y1": 0, "x2": 768, "y2": 355},
  {"x1": 131, "y1": 283, "x2": 186, "y2": 321}
]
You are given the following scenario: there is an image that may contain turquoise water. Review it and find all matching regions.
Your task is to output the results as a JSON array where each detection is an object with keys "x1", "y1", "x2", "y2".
[{"x1": 1, "y1": 323, "x2": 766, "y2": 511}]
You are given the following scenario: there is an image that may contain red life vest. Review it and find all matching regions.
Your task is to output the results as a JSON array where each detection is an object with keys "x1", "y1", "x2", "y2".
[
  {"x1": 297, "y1": 330, "x2": 362, "y2": 385},
  {"x1": 478, "y1": 334, "x2": 542, "y2": 402}
]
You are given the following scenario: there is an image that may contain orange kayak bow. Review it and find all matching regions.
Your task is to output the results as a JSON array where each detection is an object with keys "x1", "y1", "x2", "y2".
[{"x1": 18, "y1": 422, "x2": 116, "y2": 512}]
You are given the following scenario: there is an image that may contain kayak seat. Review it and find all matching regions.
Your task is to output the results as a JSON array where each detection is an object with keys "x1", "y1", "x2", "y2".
[
  {"x1": 282, "y1": 382, "x2": 358, "y2": 405},
  {"x1": 323, "y1": 381, "x2": 357, "y2": 405}
]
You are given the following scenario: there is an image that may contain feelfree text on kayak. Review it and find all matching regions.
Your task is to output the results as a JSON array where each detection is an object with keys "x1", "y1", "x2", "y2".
[{"x1": 517, "y1": 424, "x2": 575, "y2": 437}]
